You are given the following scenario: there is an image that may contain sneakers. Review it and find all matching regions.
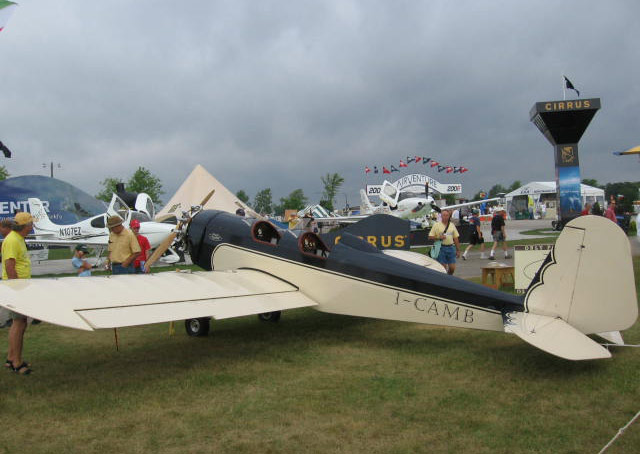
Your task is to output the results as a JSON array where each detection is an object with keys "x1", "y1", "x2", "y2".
[
  {"x1": 488, "y1": 255, "x2": 495, "y2": 260},
  {"x1": 461, "y1": 253, "x2": 467, "y2": 260},
  {"x1": 504, "y1": 252, "x2": 510, "y2": 259}
]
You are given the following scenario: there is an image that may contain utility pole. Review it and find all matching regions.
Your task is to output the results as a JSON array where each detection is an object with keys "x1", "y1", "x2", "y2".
[{"x1": 42, "y1": 162, "x2": 61, "y2": 178}]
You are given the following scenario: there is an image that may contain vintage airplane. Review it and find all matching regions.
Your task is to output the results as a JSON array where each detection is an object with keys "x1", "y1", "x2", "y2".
[
  {"x1": 0, "y1": 196, "x2": 636, "y2": 361},
  {"x1": 27, "y1": 194, "x2": 181, "y2": 263}
]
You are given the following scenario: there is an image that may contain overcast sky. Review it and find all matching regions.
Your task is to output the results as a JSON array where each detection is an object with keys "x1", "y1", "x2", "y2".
[{"x1": 1, "y1": 0, "x2": 638, "y2": 208}]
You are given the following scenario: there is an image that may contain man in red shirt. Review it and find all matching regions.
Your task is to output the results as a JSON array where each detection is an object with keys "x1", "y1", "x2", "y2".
[{"x1": 130, "y1": 219, "x2": 151, "y2": 273}]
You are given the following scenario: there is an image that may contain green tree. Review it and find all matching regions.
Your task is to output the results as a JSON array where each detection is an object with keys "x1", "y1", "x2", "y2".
[
  {"x1": 488, "y1": 184, "x2": 508, "y2": 198},
  {"x1": 95, "y1": 167, "x2": 164, "y2": 204},
  {"x1": 605, "y1": 181, "x2": 640, "y2": 213},
  {"x1": 582, "y1": 178, "x2": 603, "y2": 189},
  {"x1": 127, "y1": 167, "x2": 164, "y2": 204},
  {"x1": 508, "y1": 180, "x2": 522, "y2": 193},
  {"x1": 320, "y1": 173, "x2": 344, "y2": 212},
  {"x1": 273, "y1": 189, "x2": 308, "y2": 217},
  {"x1": 236, "y1": 190, "x2": 250, "y2": 205},
  {"x1": 253, "y1": 188, "x2": 273, "y2": 215},
  {"x1": 95, "y1": 177, "x2": 124, "y2": 202},
  {"x1": 0, "y1": 165, "x2": 9, "y2": 181}
]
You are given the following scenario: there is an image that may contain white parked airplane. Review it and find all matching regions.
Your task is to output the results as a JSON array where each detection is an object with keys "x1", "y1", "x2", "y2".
[
  {"x1": 28, "y1": 194, "x2": 180, "y2": 263},
  {"x1": 356, "y1": 180, "x2": 501, "y2": 225}
]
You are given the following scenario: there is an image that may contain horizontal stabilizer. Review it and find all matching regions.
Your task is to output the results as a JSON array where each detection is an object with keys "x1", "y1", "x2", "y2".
[
  {"x1": 503, "y1": 311, "x2": 611, "y2": 360},
  {"x1": 0, "y1": 270, "x2": 317, "y2": 331},
  {"x1": 597, "y1": 331, "x2": 624, "y2": 345}
]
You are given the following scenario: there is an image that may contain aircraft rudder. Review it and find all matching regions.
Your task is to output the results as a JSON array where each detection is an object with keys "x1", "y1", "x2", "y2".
[
  {"x1": 27, "y1": 197, "x2": 57, "y2": 231},
  {"x1": 524, "y1": 215, "x2": 637, "y2": 335}
]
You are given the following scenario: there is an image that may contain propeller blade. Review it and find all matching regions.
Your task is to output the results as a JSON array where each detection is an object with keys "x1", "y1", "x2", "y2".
[
  {"x1": 144, "y1": 190, "x2": 215, "y2": 272},
  {"x1": 199, "y1": 189, "x2": 215, "y2": 208},
  {"x1": 144, "y1": 232, "x2": 177, "y2": 273}
]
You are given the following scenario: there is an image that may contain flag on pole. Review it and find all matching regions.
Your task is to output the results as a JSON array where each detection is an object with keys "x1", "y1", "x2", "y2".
[
  {"x1": 365, "y1": 166, "x2": 371, "y2": 174},
  {"x1": 564, "y1": 76, "x2": 580, "y2": 97},
  {"x1": 382, "y1": 167, "x2": 391, "y2": 174},
  {"x1": 0, "y1": 141, "x2": 11, "y2": 158},
  {"x1": 373, "y1": 166, "x2": 379, "y2": 174},
  {"x1": 0, "y1": 1, "x2": 17, "y2": 33}
]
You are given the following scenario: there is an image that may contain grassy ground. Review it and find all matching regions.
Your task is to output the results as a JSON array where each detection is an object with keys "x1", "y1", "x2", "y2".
[{"x1": 1, "y1": 247, "x2": 638, "y2": 453}]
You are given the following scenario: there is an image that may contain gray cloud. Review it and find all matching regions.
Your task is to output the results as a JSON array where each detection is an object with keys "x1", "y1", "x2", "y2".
[{"x1": 1, "y1": 0, "x2": 638, "y2": 208}]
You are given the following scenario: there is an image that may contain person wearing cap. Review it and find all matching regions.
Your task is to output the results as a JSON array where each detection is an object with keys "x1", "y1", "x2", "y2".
[
  {"x1": 129, "y1": 219, "x2": 150, "y2": 274},
  {"x1": 489, "y1": 206, "x2": 509, "y2": 260},
  {"x1": 72, "y1": 244, "x2": 92, "y2": 277},
  {"x1": 2, "y1": 212, "x2": 34, "y2": 375},
  {"x1": 106, "y1": 215, "x2": 141, "y2": 275}
]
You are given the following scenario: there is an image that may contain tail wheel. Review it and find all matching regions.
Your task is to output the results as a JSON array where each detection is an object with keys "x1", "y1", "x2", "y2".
[
  {"x1": 258, "y1": 311, "x2": 281, "y2": 323},
  {"x1": 185, "y1": 317, "x2": 210, "y2": 336}
]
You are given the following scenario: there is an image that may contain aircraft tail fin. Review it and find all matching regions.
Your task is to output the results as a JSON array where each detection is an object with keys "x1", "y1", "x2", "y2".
[
  {"x1": 506, "y1": 215, "x2": 637, "y2": 360},
  {"x1": 359, "y1": 189, "x2": 374, "y2": 214},
  {"x1": 28, "y1": 198, "x2": 58, "y2": 234}
]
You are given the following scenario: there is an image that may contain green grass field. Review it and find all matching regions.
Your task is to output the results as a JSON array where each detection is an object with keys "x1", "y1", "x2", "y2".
[{"x1": 1, "y1": 247, "x2": 638, "y2": 453}]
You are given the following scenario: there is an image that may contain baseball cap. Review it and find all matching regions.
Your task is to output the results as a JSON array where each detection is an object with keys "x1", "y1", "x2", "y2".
[
  {"x1": 130, "y1": 219, "x2": 141, "y2": 229},
  {"x1": 75, "y1": 244, "x2": 89, "y2": 254},
  {"x1": 14, "y1": 212, "x2": 34, "y2": 226}
]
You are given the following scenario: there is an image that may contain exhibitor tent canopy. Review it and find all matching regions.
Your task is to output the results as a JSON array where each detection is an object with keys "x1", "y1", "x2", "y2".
[{"x1": 156, "y1": 165, "x2": 250, "y2": 220}]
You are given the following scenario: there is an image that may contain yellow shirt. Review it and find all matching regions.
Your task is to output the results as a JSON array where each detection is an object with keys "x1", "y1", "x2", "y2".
[
  {"x1": 108, "y1": 228, "x2": 141, "y2": 263},
  {"x1": 429, "y1": 221, "x2": 459, "y2": 246},
  {"x1": 2, "y1": 231, "x2": 31, "y2": 279}
]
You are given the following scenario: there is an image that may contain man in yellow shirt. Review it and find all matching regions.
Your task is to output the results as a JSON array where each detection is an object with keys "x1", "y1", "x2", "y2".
[
  {"x1": 2, "y1": 212, "x2": 34, "y2": 375},
  {"x1": 107, "y1": 215, "x2": 141, "y2": 275},
  {"x1": 428, "y1": 209, "x2": 461, "y2": 275}
]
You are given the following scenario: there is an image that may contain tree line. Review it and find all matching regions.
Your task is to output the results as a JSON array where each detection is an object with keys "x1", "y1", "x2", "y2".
[{"x1": 0, "y1": 165, "x2": 636, "y2": 215}]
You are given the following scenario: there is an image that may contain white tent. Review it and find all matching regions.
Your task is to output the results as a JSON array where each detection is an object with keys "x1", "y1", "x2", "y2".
[
  {"x1": 156, "y1": 165, "x2": 251, "y2": 220},
  {"x1": 504, "y1": 181, "x2": 605, "y2": 219}
]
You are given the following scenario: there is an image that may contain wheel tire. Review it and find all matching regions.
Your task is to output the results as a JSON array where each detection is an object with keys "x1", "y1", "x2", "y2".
[
  {"x1": 185, "y1": 317, "x2": 210, "y2": 337},
  {"x1": 258, "y1": 311, "x2": 281, "y2": 323}
]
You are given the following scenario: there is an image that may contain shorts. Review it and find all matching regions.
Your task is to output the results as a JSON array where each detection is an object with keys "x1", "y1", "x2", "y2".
[
  {"x1": 9, "y1": 310, "x2": 27, "y2": 321},
  {"x1": 469, "y1": 233, "x2": 484, "y2": 246},
  {"x1": 492, "y1": 231, "x2": 505, "y2": 242},
  {"x1": 437, "y1": 245, "x2": 456, "y2": 265},
  {"x1": 112, "y1": 264, "x2": 135, "y2": 275}
]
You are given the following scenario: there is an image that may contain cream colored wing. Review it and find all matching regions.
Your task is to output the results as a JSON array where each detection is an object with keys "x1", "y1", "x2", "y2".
[{"x1": 0, "y1": 270, "x2": 317, "y2": 331}]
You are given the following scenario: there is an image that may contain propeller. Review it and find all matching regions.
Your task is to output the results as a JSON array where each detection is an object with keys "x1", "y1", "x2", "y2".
[{"x1": 144, "y1": 189, "x2": 215, "y2": 273}]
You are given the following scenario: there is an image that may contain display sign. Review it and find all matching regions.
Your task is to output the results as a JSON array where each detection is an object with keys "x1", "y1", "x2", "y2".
[
  {"x1": 514, "y1": 244, "x2": 554, "y2": 293},
  {"x1": 0, "y1": 175, "x2": 105, "y2": 224},
  {"x1": 366, "y1": 174, "x2": 462, "y2": 199}
]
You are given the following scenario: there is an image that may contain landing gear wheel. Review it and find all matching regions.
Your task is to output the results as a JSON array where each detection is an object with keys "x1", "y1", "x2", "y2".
[
  {"x1": 258, "y1": 311, "x2": 281, "y2": 323},
  {"x1": 185, "y1": 317, "x2": 210, "y2": 336}
]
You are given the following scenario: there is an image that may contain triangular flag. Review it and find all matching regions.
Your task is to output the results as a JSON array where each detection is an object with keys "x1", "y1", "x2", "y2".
[
  {"x1": 382, "y1": 166, "x2": 391, "y2": 174},
  {"x1": 415, "y1": 156, "x2": 422, "y2": 163},
  {"x1": 460, "y1": 167, "x2": 469, "y2": 173},
  {"x1": 365, "y1": 166, "x2": 371, "y2": 174},
  {"x1": 564, "y1": 76, "x2": 580, "y2": 97},
  {"x1": 446, "y1": 166, "x2": 453, "y2": 173},
  {"x1": 430, "y1": 161, "x2": 438, "y2": 168},
  {"x1": 399, "y1": 160, "x2": 408, "y2": 168},
  {"x1": 406, "y1": 156, "x2": 415, "y2": 164},
  {"x1": 390, "y1": 165, "x2": 399, "y2": 172},
  {"x1": 423, "y1": 157, "x2": 431, "y2": 164},
  {"x1": 0, "y1": 140, "x2": 11, "y2": 158},
  {"x1": 437, "y1": 165, "x2": 445, "y2": 172}
]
